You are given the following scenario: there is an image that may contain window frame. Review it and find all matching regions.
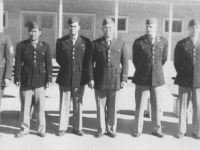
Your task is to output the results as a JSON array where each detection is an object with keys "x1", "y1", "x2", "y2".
[
  {"x1": 163, "y1": 18, "x2": 184, "y2": 34},
  {"x1": 106, "y1": 15, "x2": 129, "y2": 33},
  {"x1": 3, "y1": 11, "x2": 8, "y2": 29}
]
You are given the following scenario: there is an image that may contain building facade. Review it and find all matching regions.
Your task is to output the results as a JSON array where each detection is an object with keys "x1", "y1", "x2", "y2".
[{"x1": 2, "y1": 0, "x2": 200, "y2": 60}]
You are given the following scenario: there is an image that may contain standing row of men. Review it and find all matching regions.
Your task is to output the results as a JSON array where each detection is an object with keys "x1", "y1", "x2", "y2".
[{"x1": 0, "y1": 16, "x2": 200, "y2": 140}]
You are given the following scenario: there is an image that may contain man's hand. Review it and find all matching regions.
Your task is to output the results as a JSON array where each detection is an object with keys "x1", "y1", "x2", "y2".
[
  {"x1": 88, "y1": 80, "x2": 94, "y2": 89},
  {"x1": 46, "y1": 82, "x2": 51, "y2": 88},
  {"x1": 2, "y1": 79, "x2": 10, "y2": 87},
  {"x1": 15, "y1": 82, "x2": 21, "y2": 87},
  {"x1": 120, "y1": 81, "x2": 126, "y2": 89}
]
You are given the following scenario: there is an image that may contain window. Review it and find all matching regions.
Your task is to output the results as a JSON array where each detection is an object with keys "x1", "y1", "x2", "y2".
[
  {"x1": 41, "y1": 16, "x2": 53, "y2": 28},
  {"x1": 3, "y1": 11, "x2": 8, "y2": 29},
  {"x1": 106, "y1": 15, "x2": 128, "y2": 32},
  {"x1": 163, "y1": 18, "x2": 184, "y2": 34}
]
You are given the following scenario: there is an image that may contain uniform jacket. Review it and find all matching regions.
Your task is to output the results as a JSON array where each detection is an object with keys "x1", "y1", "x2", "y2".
[
  {"x1": 174, "y1": 37, "x2": 200, "y2": 87},
  {"x1": 55, "y1": 35, "x2": 93, "y2": 87},
  {"x1": 92, "y1": 37, "x2": 129, "y2": 90},
  {"x1": 132, "y1": 34, "x2": 168, "y2": 86},
  {"x1": 14, "y1": 39, "x2": 52, "y2": 88},
  {"x1": 0, "y1": 33, "x2": 14, "y2": 84}
]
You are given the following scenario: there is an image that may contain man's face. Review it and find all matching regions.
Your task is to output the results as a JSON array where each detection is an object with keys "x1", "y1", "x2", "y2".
[
  {"x1": 69, "y1": 22, "x2": 80, "y2": 36},
  {"x1": 102, "y1": 23, "x2": 115, "y2": 38},
  {"x1": 146, "y1": 24, "x2": 158, "y2": 37},
  {"x1": 188, "y1": 25, "x2": 200, "y2": 38},
  {"x1": 28, "y1": 28, "x2": 41, "y2": 41}
]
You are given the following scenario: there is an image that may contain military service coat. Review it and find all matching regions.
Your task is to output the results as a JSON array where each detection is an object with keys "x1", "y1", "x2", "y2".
[
  {"x1": 92, "y1": 37, "x2": 129, "y2": 90},
  {"x1": 14, "y1": 39, "x2": 52, "y2": 88},
  {"x1": 132, "y1": 34, "x2": 168, "y2": 86},
  {"x1": 174, "y1": 37, "x2": 200, "y2": 87},
  {"x1": 0, "y1": 33, "x2": 14, "y2": 84},
  {"x1": 55, "y1": 35, "x2": 93, "y2": 87}
]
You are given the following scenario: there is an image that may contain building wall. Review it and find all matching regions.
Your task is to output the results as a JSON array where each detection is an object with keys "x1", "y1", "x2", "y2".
[{"x1": 3, "y1": 0, "x2": 200, "y2": 60}]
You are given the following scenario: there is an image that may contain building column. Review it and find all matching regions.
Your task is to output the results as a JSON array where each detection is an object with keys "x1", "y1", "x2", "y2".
[
  {"x1": 58, "y1": 0, "x2": 63, "y2": 38},
  {"x1": 114, "y1": 1, "x2": 119, "y2": 38},
  {"x1": 168, "y1": 3, "x2": 173, "y2": 61},
  {"x1": 0, "y1": 0, "x2": 3, "y2": 33}
]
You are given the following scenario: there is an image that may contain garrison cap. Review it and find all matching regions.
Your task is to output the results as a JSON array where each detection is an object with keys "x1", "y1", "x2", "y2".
[
  {"x1": 102, "y1": 17, "x2": 114, "y2": 26},
  {"x1": 146, "y1": 18, "x2": 158, "y2": 25},
  {"x1": 26, "y1": 21, "x2": 41, "y2": 30},
  {"x1": 188, "y1": 19, "x2": 200, "y2": 26},
  {"x1": 68, "y1": 16, "x2": 80, "y2": 25}
]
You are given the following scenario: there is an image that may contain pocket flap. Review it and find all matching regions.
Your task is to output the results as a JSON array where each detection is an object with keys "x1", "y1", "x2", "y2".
[{"x1": 116, "y1": 68, "x2": 121, "y2": 73}]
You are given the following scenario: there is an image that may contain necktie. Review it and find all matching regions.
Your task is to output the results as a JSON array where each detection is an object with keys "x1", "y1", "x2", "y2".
[
  {"x1": 32, "y1": 42, "x2": 37, "y2": 49},
  {"x1": 71, "y1": 37, "x2": 76, "y2": 45},
  {"x1": 106, "y1": 39, "x2": 111, "y2": 46}
]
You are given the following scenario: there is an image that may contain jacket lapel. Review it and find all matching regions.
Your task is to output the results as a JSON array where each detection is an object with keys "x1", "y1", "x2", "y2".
[
  {"x1": 25, "y1": 39, "x2": 35, "y2": 49},
  {"x1": 109, "y1": 38, "x2": 117, "y2": 50},
  {"x1": 143, "y1": 34, "x2": 152, "y2": 46},
  {"x1": 99, "y1": 37, "x2": 108, "y2": 48},
  {"x1": 63, "y1": 35, "x2": 73, "y2": 47},
  {"x1": 74, "y1": 36, "x2": 82, "y2": 48}
]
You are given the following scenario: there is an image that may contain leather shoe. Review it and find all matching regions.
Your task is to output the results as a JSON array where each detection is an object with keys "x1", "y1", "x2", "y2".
[
  {"x1": 192, "y1": 133, "x2": 200, "y2": 140},
  {"x1": 15, "y1": 131, "x2": 28, "y2": 138},
  {"x1": 107, "y1": 132, "x2": 117, "y2": 138},
  {"x1": 37, "y1": 132, "x2": 46, "y2": 137},
  {"x1": 73, "y1": 130, "x2": 84, "y2": 136},
  {"x1": 152, "y1": 132, "x2": 164, "y2": 138},
  {"x1": 176, "y1": 133, "x2": 185, "y2": 139},
  {"x1": 133, "y1": 132, "x2": 141, "y2": 137},
  {"x1": 95, "y1": 133, "x2": 104, "y2": 138},
  {"x1": 56, "y1": 130, "x2": 67, "y2": 137}
]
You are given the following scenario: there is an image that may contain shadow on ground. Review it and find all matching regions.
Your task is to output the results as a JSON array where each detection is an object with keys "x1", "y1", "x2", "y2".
[{"x1": 0, "y1": 110, "x2": 194, "y2": 138}]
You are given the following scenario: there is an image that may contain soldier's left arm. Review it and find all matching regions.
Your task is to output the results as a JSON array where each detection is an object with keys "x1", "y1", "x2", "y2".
[
  {"x1": 121, "y1": 41, "x2": 129, "y2": 82},
  {"x1": 162, "y1": 38, "x2": 168, "y2": 65},
  {"x1": 4, "y1": 36, "x2": 14, "y2": 80},
  {"x1": 45, "y1": 44, "x2": 53, "y2": 84}
]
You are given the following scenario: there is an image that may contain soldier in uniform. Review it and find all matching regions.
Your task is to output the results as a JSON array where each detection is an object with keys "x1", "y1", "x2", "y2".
[
  {"x1": 132, "y1": 18, "x2": 168, "y2": 138},
  {"x1": 174, "y1": 19, "x2": 200, "y2": 139},
  {"x1": 0, "y1": 32, "x2": 14, "y2": 138},
  {"x1": 55, "y1": 16, "x2": 93, "y2": 136},
  {"x1": 14, "y1": 21, "x2": 52, "y2": 138},
  {"x1": 89, "y1": 17, "x2": 128, "y2": 138}
]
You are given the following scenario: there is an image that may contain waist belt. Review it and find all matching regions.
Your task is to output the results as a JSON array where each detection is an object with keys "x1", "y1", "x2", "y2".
[{"x1": 24, "y1": 62, "x2": 45, "y2": 66}]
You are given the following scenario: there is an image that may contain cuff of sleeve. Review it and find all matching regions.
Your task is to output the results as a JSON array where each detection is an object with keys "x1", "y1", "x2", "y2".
[
  {"x1": 47, "y1": 75, "x2": 52, "y2": 82},
  {"x1": 122, "y1": 74, "x2": 128, "y2": 81},
  {"x1": 14, "y1": 76, "x2": 21, "y2": 83},
  {"x1": 88, "y1": 74, "x2": 94, "y2": 81}
]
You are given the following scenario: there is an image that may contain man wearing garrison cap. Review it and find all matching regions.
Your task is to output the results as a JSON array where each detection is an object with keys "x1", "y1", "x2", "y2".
[
  {"x1": 174, "y1": 19, "x2": 200, "y2": 139},
  {"x1": 55, "y1": 16, "x2": 93, "y2": 136},
  {"x1": 14, "y1": 21, "x2": 52, "y2": 138},
  {"x1": 89, "y1": 17, "x2": 128, "y2": 138},
  {"x1": 132, "y1": 18, "x2": 168, "y2": 138},
  {"x1": 0, "y1": 31, "x2": 14, "y2": 138}
]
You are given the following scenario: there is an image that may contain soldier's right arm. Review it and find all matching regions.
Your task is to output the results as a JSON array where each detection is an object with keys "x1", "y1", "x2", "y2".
[
  {"x1": 14, "y1": 43, "x2": 22, "y2": 86},
  {"x1": 55, "y1": 39, "x2": 62, "y2": 65},
  {"x1": 174, "y1": 42, "x2": 182, "y2": 72},
  {"x1": 132, "y1": 39, "x2": 140, "y2": 69}
]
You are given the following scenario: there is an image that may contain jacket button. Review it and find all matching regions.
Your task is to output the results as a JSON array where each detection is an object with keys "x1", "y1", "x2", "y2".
[
  {"x1": 73, "y1": 57, "x2": 75, "y2": 59},
  {"x1": 108, "y1": 55, "x2": 110, "y2": 57}
]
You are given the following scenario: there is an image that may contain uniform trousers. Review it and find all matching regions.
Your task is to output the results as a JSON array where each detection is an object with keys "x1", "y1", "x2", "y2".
[
  {"x1": 19, "y1": 86, "x2": 46, "y2": 134},
  {"x1": 0, "y1": 86, "x2": 5, "y2": 125},
  {"x1": 134, "y1": 85, "x2": 163, "y2": 133},
  {"x1": 58, "y1": 86, "x2": 85, "y2": 131},
  {"x1": 178, "y1": 86, "x2": 200, "y2": 135},
  {"x1": 95, "y1": 89, "x2": 119, "y2": 134}
]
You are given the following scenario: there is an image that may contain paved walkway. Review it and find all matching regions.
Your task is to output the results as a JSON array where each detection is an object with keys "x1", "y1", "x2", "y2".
[{"x1": 0, "y1": 79, "x2": 200, "y2": 150}]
